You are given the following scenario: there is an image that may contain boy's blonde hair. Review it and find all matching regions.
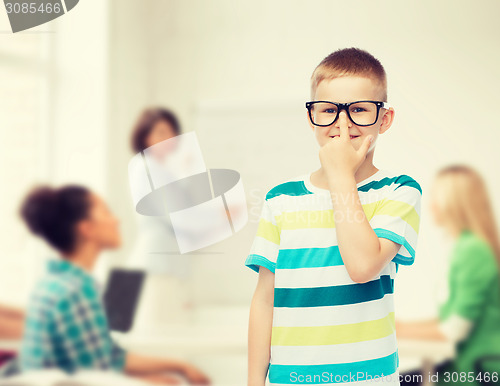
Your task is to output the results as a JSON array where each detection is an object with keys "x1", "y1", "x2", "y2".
[{"x1": 310, "y1": 47, "x2": 387, "y2": 101}]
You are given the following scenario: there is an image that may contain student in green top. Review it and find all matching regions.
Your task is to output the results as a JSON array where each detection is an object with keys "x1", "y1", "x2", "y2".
[{"x1": 396, "y1": 164, "x2": 500, "y2": 386}]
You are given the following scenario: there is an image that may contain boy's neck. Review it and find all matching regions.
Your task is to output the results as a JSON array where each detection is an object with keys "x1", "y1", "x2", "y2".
[{"x1": 312, "y1": 158, "x2": 379, "y2": 190}]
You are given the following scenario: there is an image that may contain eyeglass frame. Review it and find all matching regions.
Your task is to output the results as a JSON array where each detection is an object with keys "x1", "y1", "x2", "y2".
[{"x1": 305, "y1": 100, "x2": 392, "y2": 127}]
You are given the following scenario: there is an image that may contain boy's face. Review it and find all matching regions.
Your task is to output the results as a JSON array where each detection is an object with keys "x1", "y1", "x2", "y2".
[{"x1": 308, "y1": 76, "x2": 394, "y2": 151}]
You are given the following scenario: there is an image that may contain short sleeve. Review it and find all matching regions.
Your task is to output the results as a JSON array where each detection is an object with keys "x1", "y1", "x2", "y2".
[
  {"x1": 369, "y1": 176, "x2": 422, "y2": 266},
  {"x1": 244, "y1": 197, "x2": 280, "y2": 274},
  {"x1": 444, "y1": 239, "x2": 498, "y2": 322}
]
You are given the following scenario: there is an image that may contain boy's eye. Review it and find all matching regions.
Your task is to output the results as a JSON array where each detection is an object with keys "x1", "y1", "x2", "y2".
[
  {"x1": 351, "y1": 107, "x2": 366, "y2": 113},
  {"x1": 323, "y1": 108, "x2": 337, "y2": 114}
]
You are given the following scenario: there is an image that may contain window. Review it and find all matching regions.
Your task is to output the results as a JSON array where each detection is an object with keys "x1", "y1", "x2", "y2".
[{"x1": 0, "y1": 15, "x2": 52, "y2": 304}]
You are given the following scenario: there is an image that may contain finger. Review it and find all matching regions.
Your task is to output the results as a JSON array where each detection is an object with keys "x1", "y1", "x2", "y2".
[
  {"x1": 339, "y1": 120, "x2": 350, "y2": 142},
  {"x1": 358, "y1": 135, "x2": 373, "y2": 157}
]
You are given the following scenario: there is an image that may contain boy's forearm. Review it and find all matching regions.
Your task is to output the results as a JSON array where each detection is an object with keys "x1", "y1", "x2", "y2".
[
  {"x1": 327, "y1": 173, "x2": 382, "y2": 282},
  {"x1": 248, "y1": 291, "x2": 273, "y2": 386}
]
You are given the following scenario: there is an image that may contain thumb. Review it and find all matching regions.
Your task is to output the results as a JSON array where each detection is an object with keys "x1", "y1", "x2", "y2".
[{"x1": 359, "y1": 135, "x2": 373, "y2": 157}]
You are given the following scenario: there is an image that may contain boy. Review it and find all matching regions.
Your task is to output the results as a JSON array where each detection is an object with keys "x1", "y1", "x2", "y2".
[{"x1": 245, "y1": 47, "x2": 422, "y2": 386}]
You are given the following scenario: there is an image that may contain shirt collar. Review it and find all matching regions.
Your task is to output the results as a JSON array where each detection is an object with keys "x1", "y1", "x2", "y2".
[{"x1": 47, "y1": 259, "x2": 92, "y2": 280}]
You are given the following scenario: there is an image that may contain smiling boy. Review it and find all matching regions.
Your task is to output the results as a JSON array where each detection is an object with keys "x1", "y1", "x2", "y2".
[{"x1": 245, "y1": 48, "x2": 422, "y2": 386}]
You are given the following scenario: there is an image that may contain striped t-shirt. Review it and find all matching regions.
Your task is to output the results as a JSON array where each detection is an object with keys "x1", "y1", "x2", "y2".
[{"x1": 245, "y1": 168, "x2": 422, "y2": 385}]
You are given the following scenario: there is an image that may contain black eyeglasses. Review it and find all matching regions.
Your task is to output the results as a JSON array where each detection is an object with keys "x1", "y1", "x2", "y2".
[{"x1": 305, "y1": 100, "x2": 392, "y2": 127}]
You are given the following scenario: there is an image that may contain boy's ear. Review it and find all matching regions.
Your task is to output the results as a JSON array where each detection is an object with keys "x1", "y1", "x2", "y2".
[{"x1": 379, "y1": 108, "x2": 395, "y2": 135}]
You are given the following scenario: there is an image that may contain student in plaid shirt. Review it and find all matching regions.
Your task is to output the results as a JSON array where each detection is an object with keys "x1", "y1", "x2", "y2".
[
  {"x1": 21, "y1": 259, "x2": 126, "y2": 372},
  {"x1": 19, "y1": 185, "x2": 210, "y2": 385}
]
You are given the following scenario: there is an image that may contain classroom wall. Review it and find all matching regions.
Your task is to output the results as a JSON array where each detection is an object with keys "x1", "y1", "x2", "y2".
[
  {"x1": 2, "y1": 0, "x2": 500, "y2": 320},
  {"x1": 105, "y1": 0, "x2": 500, "y2": 318}
]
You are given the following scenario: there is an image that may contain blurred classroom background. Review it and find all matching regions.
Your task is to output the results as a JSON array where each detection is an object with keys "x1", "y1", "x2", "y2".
[{"x1": 1, "y1": 0, "x2": 500, "y2": 384}]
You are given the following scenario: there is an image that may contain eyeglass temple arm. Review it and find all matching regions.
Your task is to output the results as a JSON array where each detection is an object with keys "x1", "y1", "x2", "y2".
[{"x1": 382, "y1": 102, "x2": 392, "y2": 109}]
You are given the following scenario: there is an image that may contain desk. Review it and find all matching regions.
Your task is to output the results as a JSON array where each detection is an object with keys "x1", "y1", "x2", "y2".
[
  {"x1": 113, "y1": 324, "x2": 247, "y2": 357},
  {"x1": 0, "y1": 341, "x2": 20, "y2": 353},
  {"x1": 0, "y1": 369, "x2": 152, "y2": 386},
  {"x1": 113, "y1": 305, "x2": 249, "y2": 386},
  {"x1": 398, "y1": 338, "x2": 455, "y2": 386}
]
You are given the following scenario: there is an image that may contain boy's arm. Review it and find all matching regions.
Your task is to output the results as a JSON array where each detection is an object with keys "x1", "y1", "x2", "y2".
[
  {"x1": 328, "y1": 172, "x2": 401, "y2": 283},
  {"x1": 321, "y1": 125, "x2": 400, "y2": 283},
  {"x1": 248, "y1": 266, "x2": 275, "y2": 386}
]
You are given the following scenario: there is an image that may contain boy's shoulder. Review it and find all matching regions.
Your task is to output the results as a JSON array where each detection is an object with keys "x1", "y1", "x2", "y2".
[
  {"x1": 264, "y1": 173, "x2": 310, "y2": 201},
  {"x1": 363, "y1": 168, "x2": 422, "y2": 195},
  {"x1": 262, "y1": 169, "x2": 421, "y2": 208}
]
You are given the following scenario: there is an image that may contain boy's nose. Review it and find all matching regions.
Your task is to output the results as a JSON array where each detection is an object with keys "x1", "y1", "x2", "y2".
[{"x1": 336, "y1": 110, "x2": 352, "y2": 127}]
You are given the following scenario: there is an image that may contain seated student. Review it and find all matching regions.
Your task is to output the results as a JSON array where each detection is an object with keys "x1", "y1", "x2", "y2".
[
  {"x1": 396, "y1": 165, "x2": 500, "y2": 386},
  {"x1": 18, "y1": 185, "x2": 210, "y2": 385}
]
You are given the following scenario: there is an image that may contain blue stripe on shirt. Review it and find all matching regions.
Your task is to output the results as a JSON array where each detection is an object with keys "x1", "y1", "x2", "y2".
[
  {"x1": 277, "y1": 246, "x2": 344, "y2": 269},
  {"x1": 274, "y1": 275, "x2": 394, "y2": 308},
  {"x1": 269, "y1": 351, "x2": 398, "y2": 384}
]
